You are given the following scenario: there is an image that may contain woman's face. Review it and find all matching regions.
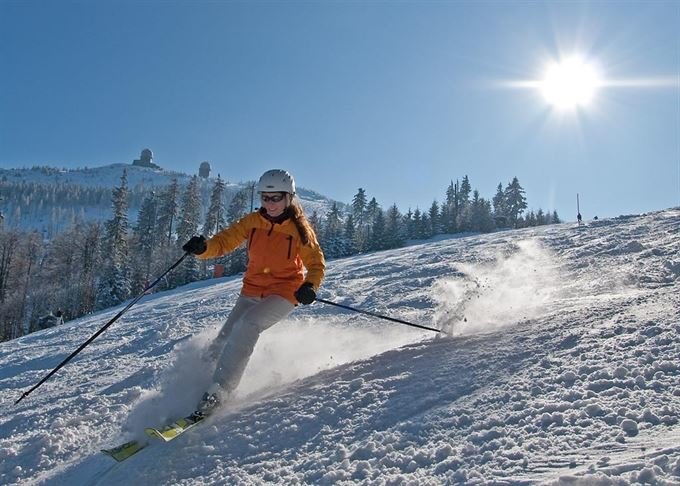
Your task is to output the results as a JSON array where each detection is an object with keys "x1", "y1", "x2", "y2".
[{"x1": 261, "y1": 192, "x2": 287, "y2": 217}]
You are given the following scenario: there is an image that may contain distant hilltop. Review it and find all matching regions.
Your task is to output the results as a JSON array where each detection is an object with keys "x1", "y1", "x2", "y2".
[
  {"x1": 131, "y1": 148, "x2": 211, "y2": 179},
  {"x1": 0, "y1": 162, "x2": 337, "y2": 236},
  {"x1": 0, "y1": 163, "x2": 195, "y2": 190}
]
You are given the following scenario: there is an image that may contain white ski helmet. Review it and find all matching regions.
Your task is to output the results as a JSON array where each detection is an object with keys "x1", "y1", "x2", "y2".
[{"x1": 257, "y1": 169, "x2": 296, "y2": 194}]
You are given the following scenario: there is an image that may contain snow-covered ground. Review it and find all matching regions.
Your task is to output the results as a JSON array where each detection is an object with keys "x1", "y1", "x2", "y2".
[{"x1": 1, "y1": 208, "x2": 679, "y2": 485}]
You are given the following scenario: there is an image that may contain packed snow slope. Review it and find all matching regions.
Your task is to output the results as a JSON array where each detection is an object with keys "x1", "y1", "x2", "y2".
[{"x1": 1, "y1": 208, "x2": 679, "y2": 485}]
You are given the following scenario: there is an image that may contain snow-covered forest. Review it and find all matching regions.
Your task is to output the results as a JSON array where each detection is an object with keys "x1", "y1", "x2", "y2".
[{"x1": 0, "y1": 164, "x2": 558, "y2": 343}]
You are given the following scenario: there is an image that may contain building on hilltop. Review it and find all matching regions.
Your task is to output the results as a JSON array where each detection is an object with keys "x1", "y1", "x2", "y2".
[
  {"x1": 132, "y1": 148, "x2": 161, "y2": 169},
  {"x1": 199, "y1": 161, "x2": 211, "y2": 178}
]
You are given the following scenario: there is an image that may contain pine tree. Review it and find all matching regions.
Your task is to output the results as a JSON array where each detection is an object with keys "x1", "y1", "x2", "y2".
[
  {"x1": 76, "y1": 222, "x2": 102, "y2": 316},
  {"x1": 366, "y1": 197, "x2": 381, "y2": 250},
  {"x1": 526, "y1": 210, "x2": 537, "y2": 227},
  {"x1": 469, "y1": 190, "x2": 482, "y2": 231},
  {"x1": 551, "y1": 210, "x2": 561, "y2": 224},
  {"x1": 96, "y1": 171, "x2": 131, "y2": 309},
  {"x1": 459, "y1": 175, "x2": 472, "y2": 206},
  {"x1": 412, "y1": 209, "x2": 425, "y2": 239},
  {"x1": 343, "y1": 214, "x2": 357, "y2": 256},
  {"x1": 352, "y1": 188, "x2": 368, "y2": 227},
  {"x1": 492, "y1": 182, "x2": 507, "y2": 227},
  {"x1": 403, "y1": 208, "x2": 415, "y2": 239},
  {"x1": 370, "y1": 209, "x2": 387, "y2": 251},
  {"x1": 455, "y1": 176, "x2": 473, "y2": 232},
  {"x1": 176, "y1": 177, "x2": 202, "y2": 244},
  {"x1": 479, "y1": 199, "x2": 496, "y2": 232},
  {"x1": 203, "y1": 175, "x2": 226, "y2": 237},
  {"x1": 504, "y1": 177, "x2": 528, "y2": 228},
  {"x1": 131, "y1": 192, "x2": 158, "y2": 292},
  {"x1": 457, "y1": 204, "x2": 472, "y2": 233},
  {"x1": 421, "y1": 213, "x2": 430, "y2": 239},
  {"x1": 446, "y1": 179, "x2": 463, "y2": 233},
  {"x1": 321, "y1": 202, "x2": 344, "y2": 258},
  {"x1": 384, "y1": 204, "x2": 405, "y2": 249},
  {"x1": 352, "y1": 188, "x2": 369, "y2": 252},
  {"x1": 157, "y1": 179, "x2": 179, "y2": 247},
  {"x1": 536, "y1": 208, "x2": 546, "y2": 226},
  {"x1": 428, "y1": 201, "x2": 441, "y2": 237},
  {"x1": 308, "y1": 210, "x2": 322, "y2": 234},
  {"x1": 468, "y1": 191, "x2": 495, "y2": 233},
  {"x1": 175, "y1": 176, "x2": 202, "y2": 285},
  {"x1": 443, "y1": 181, "x2": 457, "y2": 233},
  {"x1": 366, "y1": 197, "x2": 380, "y2": 223}
]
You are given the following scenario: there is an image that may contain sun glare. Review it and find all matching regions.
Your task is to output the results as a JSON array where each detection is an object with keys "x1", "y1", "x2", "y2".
[{"x1": 540, "y1": 57, "x2": 601, "y2": 109}]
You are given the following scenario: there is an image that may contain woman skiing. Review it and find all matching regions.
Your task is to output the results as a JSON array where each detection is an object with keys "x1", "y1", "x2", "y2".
[{"x1": 182, "y1": 169, "x2": 325, "y2": 415}]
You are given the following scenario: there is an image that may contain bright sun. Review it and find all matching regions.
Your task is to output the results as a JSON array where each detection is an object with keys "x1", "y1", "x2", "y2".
[{"x1": 540, "y1": 57, "x2": 601, "y2": 109}]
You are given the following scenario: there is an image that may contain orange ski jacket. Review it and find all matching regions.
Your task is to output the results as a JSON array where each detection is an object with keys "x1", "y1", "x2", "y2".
[{"x1": 198, "y1": 211, "x2": 325, "y2": 304}]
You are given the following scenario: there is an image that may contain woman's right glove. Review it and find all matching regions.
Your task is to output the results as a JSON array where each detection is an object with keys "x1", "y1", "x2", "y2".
[{"x1": 182, "y1": 235, "x2": 207, "y2": 255}]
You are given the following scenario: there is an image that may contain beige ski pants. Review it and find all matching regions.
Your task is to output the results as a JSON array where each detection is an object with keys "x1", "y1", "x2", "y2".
[{"x1": 209, "y1": 294, "x2": 294, "y2": 393}]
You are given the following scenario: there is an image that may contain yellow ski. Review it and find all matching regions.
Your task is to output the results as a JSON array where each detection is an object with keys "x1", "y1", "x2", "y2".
[
  {"x1": 101, "y1": 440, "x2": 147, "y2": 462},
  {"x1": 144, "y1": 414, "x2": 205, "y2": 442},
  {"x1": 103, "y1": 413, "x2": 206, "y2": 461}
]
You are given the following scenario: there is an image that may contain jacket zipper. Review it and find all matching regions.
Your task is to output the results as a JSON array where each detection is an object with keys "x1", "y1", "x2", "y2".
[
  {"x1": 248, "y1": 228, "x2": 256, "y2": 250},
  {"x1": 287, "y1": 235, "x2": 293, "y2": 259}
]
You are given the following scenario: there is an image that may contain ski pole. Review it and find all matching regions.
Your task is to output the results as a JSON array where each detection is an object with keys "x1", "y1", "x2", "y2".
[
  {"x1": 315, "y1": 298, "x2": 440, "y2": 334},
  {"x1": 14, "y1": 252, "x2": 190, "y2": 405}
]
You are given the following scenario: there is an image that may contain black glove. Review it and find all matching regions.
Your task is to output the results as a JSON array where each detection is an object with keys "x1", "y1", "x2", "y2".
[
  {"x1": 294, "y1": 282, "x2": 316, "y2": 305},
  {"x1": 182, "y1": 235, "x2": 207, "y2": 255}
]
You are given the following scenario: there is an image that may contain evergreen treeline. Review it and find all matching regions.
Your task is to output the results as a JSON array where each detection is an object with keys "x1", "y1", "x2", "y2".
[
  {"x1": 0, "y1": 168, "x2": 234, "y2": 238},
  {"x1": 319, "y1": 175, "x2": 560, "y2": 258},
  {"x1": 0, "y1": 171, "x2": 559, "y2": 342}
]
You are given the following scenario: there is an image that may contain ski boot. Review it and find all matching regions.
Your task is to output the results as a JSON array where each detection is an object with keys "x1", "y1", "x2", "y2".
[{"x1": 193, "y1": 384, "x2": 227, "y2": 418}]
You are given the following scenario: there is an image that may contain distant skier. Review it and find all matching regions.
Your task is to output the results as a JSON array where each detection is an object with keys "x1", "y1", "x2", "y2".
[
  {"x1": 31, "y1": 309, "x2": 64, "y2": 333},
  {"x1": 182, "y1": 169, "x2": 325, "y2": 415},
  {"x1": 577, "y1": 212, "x2": 583, "y2": 225}
]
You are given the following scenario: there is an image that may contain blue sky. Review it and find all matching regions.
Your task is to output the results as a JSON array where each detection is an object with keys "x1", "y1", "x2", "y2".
[{"x1": 1, "y1": 0, "x2": 678, "y2": 220}]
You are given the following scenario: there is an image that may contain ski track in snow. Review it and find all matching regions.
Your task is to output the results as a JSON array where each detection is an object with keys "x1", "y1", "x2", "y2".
[{"x1": 0, "y1": 208, "x2": 679, "y2": 485}]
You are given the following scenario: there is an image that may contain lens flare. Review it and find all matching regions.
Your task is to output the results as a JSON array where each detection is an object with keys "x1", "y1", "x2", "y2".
[{"x1": 540, "y1": 57, "x2": 601, "y2": 109}]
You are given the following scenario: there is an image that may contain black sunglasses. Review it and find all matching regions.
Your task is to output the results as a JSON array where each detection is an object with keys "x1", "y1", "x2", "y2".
[{"x1": 261, "y1": 194, "x2": 286, "y2": 203}]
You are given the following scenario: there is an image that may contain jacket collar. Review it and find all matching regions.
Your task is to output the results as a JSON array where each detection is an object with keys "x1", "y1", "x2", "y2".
[{"x1": 258, "y1": 207, "x2": 293, "y2": 225}]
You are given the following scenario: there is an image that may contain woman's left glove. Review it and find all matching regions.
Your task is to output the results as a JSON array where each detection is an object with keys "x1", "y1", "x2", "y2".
[{"x1": 294, "y1": 282, "x2": 316, "y2": 305}]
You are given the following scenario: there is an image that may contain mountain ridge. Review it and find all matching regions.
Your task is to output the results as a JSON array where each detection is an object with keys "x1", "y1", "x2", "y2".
[{"x1": 0, "y1": 163, "x2": 340, "y2": 235}]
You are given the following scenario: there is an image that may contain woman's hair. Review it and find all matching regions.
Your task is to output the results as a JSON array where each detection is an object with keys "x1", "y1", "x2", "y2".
[{"x1": 288, "y1": 196, "x2": 318, "y2": 246}]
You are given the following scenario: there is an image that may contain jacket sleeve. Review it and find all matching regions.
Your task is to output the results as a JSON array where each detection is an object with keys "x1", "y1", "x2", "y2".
[
  {"x1": 299, "y1": 241, "x2": 325, "y2": 290},
  {"x1": 198, "y1": 213, "x2": 254, "y2": 260}
]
